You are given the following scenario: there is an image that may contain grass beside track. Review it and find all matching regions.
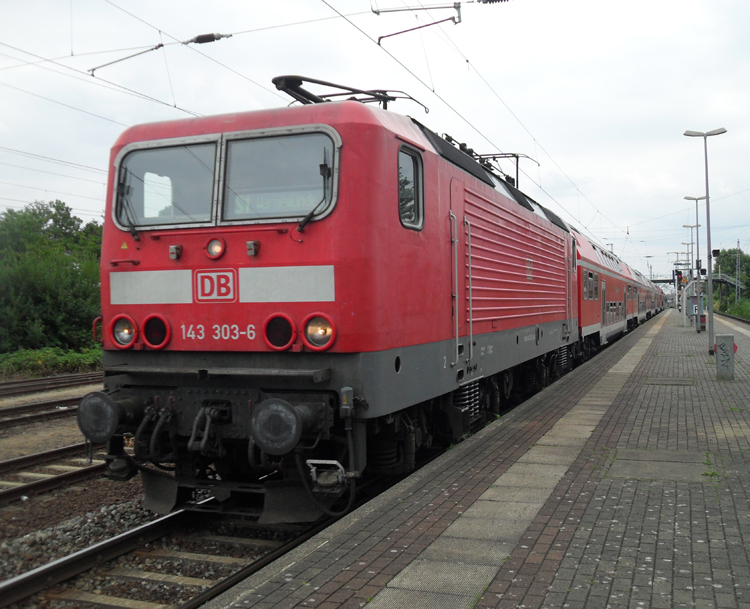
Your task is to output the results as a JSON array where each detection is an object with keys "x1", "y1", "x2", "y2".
[{"x1": 0, "y1": 346, "x2": 101, "y2": 380}]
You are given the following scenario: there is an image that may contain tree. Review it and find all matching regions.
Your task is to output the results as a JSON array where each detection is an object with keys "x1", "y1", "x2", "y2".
[
  {"x1": 713, "y1": 247, "x2": 750, "y2": 311},
  {"x1": 0, "y1": 200, "x2": 102, "y2": 353}
]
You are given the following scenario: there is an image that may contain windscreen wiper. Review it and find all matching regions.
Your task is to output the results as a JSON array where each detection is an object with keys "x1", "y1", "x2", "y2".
[
  {"x1": 296, "y1": 150, "x2": 331, "y2": 234},
  {"x1": 117, "y1": 168, "x2": 140, "y2": 241}
]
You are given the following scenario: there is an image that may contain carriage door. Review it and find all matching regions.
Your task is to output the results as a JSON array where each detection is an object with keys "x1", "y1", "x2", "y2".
[
  {"x1": 600, "y1": 280, "x2": 607, "y2": 345},
  {"x1": 623, "y1": 292, "x2": 627, "y2": 329},
  {"x1": 449, "y1": 178, "x2": 470, "y2": 370},
  {"x1": 564, "y1": 237, "x2": 573, "y2": 339}
]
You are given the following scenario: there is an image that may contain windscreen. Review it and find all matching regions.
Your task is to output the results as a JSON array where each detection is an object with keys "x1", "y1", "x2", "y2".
[
  {"x1": 116, "y1": 143, "x2": 216, "y2": 227},
  {"x1": 223, "y1": 133, "x2": 334, "y2": 221}
]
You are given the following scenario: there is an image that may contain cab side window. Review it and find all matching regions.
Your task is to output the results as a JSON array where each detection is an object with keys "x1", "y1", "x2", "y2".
[{"x1": 398, "y1": 147, "x2": 423, "y2": 230}]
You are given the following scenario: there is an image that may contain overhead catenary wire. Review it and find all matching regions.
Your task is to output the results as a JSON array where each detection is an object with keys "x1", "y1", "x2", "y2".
[
  {"x1": 0, "y1": 161, "x2": 105, "y2": 184},
  {"x1": 319, "y1": 0, "x2": 623, "y2": 254},
  {"x1": 0, "y1": 198, "x2": 103, "y2": 216},
  {"x1": 102, "y1": 0, "x2": 287, "y2": 103},
  {"x1": 0, "y1": 11, "x2": 374, "y2": 76},
  {"x1": 0, "y1": 44, "x2": 180, "y2": 71},
  {"x1": 1, "y1": 3, "x2": 739, "y2": 269},
  {"x1": 397, "y1": 0, "x2": 624, "y2": 240},
  {"x1": 0, "y1": 180, "x2": 103, "y2": 201},
  {"x1": 159, "y1": 32, "x2": 178, "y2": 108},
  {"x1": 361, "y1": 1, "x2": 748, "y2": 275},
  {"x1": 0, "y1": 81, "x2": 129, "y2": 127},
  {"x1": 0, "y1": 43, "x2": 202, "y2": 117},
  {"x1": 4, "y1": 3, "x2": 608, "y2": 237},
  {"x1": 0, "y1": 146, "x2": 106, "y2": 173}
]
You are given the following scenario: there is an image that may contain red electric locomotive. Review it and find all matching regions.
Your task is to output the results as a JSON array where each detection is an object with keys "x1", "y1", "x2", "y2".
[{"x1": 77, "y1": 76, "x2": 656, "y2": 522}]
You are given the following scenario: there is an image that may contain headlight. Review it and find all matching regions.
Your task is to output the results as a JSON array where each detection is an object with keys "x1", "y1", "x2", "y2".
[
  {"x1": 302, "y1": 313, "x2": 336, "y2": 351},
  {"x1": 205, "y1": 237, "x2": 226, "y2": 259},
  {"x1": 110, "y1": 315, "x2": 137, "y2": 348},
  {"x1": 142, "y1": 314, "x2": 171, "y2": 349},
  {"x1": 263, "y1": 314, "x2": 297, "y2": 351}
]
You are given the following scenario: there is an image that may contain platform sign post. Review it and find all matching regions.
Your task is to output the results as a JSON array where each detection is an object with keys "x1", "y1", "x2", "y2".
[{"x1": 715, "y1": 334, "x2": 735, "y2": 380}]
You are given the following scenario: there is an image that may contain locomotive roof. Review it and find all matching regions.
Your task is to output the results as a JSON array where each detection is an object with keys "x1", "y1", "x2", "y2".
[
  {"x1": 111, "y1": 100, "x2": 417, "y2": 149},
  {"x1": 111, "y1": 95, "x2": 568, "y2": 234},
  {"x1": 573, "y1": 227, "x2": 661, "y2": 291}
]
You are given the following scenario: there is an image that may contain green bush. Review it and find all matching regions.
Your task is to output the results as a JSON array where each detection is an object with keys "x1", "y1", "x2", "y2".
[
  {"x1": 728, "y1": 299, "x2": 750, "y2": 320},
  {"x1": 0, "y1": 200, "x2": 102, "y2": 354},
  {"x1": 0, "y1": 346, "x2": 102, "y2": 379}
]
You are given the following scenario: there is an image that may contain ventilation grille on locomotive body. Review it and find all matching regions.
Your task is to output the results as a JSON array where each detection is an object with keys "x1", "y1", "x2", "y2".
[{"x1": 453, "y1": 380, "x2": 482, "y2": 423}]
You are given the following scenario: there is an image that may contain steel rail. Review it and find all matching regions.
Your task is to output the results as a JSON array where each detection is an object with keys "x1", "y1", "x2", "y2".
[
  {"x1": 715, "y1": 311, "x2": 750, "y2": 326},
  {"x1": 0, "y1": 372, "x2": 102, "y2": 398},
  {"x1": 0, "y1": 371, "x2": 101, "y2": 390},
  {"x1": 0, "y1": 462, "x2": 106, "y2": 505},
  {"x1": 0, "y1": 443, "x2": 102, "y2": 475},
  {"x1": 0, "y1": 400, "x2": 80, "y2": 429},
  {"x1": 175, "y1": 515, "x2": 338, "y2": 609},
  {"x1": 0, "y1": 510, "x2": 185, "y2": 608},
  {"x1": 0, "y1": 396, "x2": 79, "y2": 416}
]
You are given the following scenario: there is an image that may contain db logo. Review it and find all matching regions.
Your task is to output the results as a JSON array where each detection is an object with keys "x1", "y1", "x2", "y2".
[{"x1": 194, "y1": 269, "x2": 237, "y2": 302}]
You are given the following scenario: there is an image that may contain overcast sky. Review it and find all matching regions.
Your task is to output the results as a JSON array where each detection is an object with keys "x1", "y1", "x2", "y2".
[{"x1": 1, "y1": 0, "x2": 748, "y2": 284}]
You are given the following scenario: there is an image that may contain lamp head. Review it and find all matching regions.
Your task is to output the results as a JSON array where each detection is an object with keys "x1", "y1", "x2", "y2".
[{"x1": 683, "y1": 128, "x2": 727, "y2": 137}]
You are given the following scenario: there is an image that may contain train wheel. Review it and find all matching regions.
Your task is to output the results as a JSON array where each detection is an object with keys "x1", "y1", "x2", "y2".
[
  {"x1": 502, "y1": 371, "x2": 513, "y2": 400},
  {"x1": 541, "y1": 365, "x2": 550, "y2": 388}
]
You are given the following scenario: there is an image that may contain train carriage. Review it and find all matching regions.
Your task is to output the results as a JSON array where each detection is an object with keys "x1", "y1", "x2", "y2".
[{"x1": 572, "y1": 228, "x2": 663, "y2": 358}]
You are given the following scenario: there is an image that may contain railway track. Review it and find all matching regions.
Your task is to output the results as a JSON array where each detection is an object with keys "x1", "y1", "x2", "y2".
[
  {"x1": 0, "y1": 396, "x2": 80, "y2": 429},
  {"x1": 0, "y1": 371, "x2": 102, "y2": 399},
  {"x1": 0, "y1": 443, "x2": 106, "y2": 506},
  {"x1": 0, "y1": 455, "x2": 399, "y2": 608},
  {"x1": 0, "y1": 504, "x2": 335, "y2": 609},
  {"x1": 716, "y1": 311, "x2": 750, "y2": 326}
]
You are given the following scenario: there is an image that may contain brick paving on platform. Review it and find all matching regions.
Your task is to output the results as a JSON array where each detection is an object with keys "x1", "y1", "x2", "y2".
[{"x1": 477, "y1": 311, "x2": 750, "y2": 609}]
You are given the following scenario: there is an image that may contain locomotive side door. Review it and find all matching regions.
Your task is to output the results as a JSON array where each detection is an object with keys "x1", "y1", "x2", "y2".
[{"x1": 449, "y1": 178, "x2": 469, "y2": 369}]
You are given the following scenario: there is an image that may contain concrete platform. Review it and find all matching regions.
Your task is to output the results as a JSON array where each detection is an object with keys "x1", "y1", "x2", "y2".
[{"x1": 205, "y1": 310, "x2": 750, "y2": 609}]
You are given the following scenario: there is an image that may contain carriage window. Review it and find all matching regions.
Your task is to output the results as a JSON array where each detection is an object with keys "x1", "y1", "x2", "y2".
[
  {"x1": 583, "y1": 272, "x2": 588, "y2": 300},
  {"x1": 594, "y1": 273, "x2": 599, "y2": 300},
  {"x1": 116, "y1": 142, "x2": 216, "y2": 227},
  {"x1": 398, "y1": 148, "x2": 423, "y2": 230},
  {"x1": 588, "y1": 271, "x2": 594, "y2": 300},
  {"x1": 223, "y1": 133, "x2": 335, "y2": 222}
]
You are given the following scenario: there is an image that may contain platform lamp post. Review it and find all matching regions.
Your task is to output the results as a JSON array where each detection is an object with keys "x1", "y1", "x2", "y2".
[
  {"x1": 681, "y1": 227, "x2": 696, "y2": 280},
  {"x1": 683, "y1": 223, "x2": 701, "y2": 332},
  {"x1": 681, "y1": 242, "x2": 694, "y2": 284},
  {"x1": 667, "y1": 251, "x2": 681, "y2": 306},
  {"x1": 684, "y1": 128, "x2": 727, "y2": 355},
  {"x1": 684, "y1": 195, "x2": 706, "y2": 275},
  {"x1": 682, "y1": 242, "x2": 693, "y2": 327}
]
